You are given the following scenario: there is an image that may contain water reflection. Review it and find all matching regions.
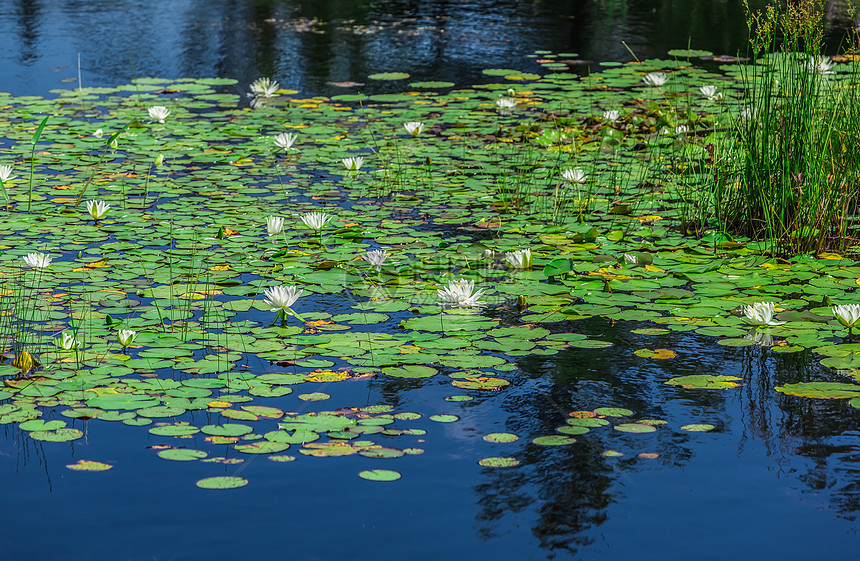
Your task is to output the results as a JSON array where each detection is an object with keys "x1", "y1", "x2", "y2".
[{"x1": 3, "y1": 0, "x2": 858, "y2": 97}]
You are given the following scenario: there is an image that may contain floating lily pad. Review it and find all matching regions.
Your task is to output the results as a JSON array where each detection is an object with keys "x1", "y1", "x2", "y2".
[
  {"x1": 593, "y1": 407, "x2": 633, "y2": 417},
  {"x1": 66, "y1": 460, "x2": 113, "y2": 471},
  {"x1": 358, "y1": 469, "x2": 401, "y2": 481},
  {"x1": 478, "y1": 457, "x2": 520, "y2": 467},
  {"x1": 774, "y1": 382, "x2": 860, "y2": 399},
  {"x1": 368, "y1": 72, "x2": 410, "y2": 80},
  {"x1": 196, "y1": 476, "x2": 248, "y2": 490},
  {"x1": 482, "y1": 432, "x2": 519, "y2": 443},
  {"x1": 30, "y1": 428, "x2": 83, "y2": 442},
  {"x1": 614, "y1": 423, "x2": 657, "y2": 433},
  {"x1": 429, "y1": 414, "x2": 459, "y2": 423},
  {"x1": 158, "y1": 449, "x2": 208, "y2": 461},
  {"x1": 532, "y1": 435, "x2": 576, "y2": 446},
  {"x1": 666, "y1": 375, "x2": 742, "y2": 389},
  {"x1": 680, "y1": 423, "x2": 715, "y2": 432}
]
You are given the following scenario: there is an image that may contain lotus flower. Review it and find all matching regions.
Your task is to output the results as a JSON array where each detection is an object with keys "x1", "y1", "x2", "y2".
[
  {"x1": 250, "y1": 77, "x2": 280, "y2": 98},
  {"x1": 403, "y1": 122, "x2": 425, "y2": 136},
  {"x1": 562, "y1": 168, "x2": 587, "y2": 184},
  {"x1": 741, "y1": 302, "x2": 785, "y2": 326},
  {"x1": 603, "y1": 110, "x2": 620, "y2": 121},
  {"x1": 505, "y1": 249, "x2": 532, "y2": 269},
  {"x1": 148, "y1": 106, "x2": 170, "y2": 123},
  {"x1": 117, "y1": 329, "x2": 138, "y2": 348},
  {"x1": 642, "y1": 72, "x2": 668, "y2": 87},
  {"x1": 833, "y1": 304, "x2": 860, "y2": 333},
  {"x1": 699, "y1": 85, "x2": 722, "y2": 101},
  {"x1": 361, "y1": 249, "x2": 388, "y2": 270},
  {"x1": 85, "y1": 200, "x2": 110, "y2": 220},
  {"x1": 266, "y1": 216, "x2": 284, "y2": 236},
  {"x1": 342, "y1": 157, "x2": 364, "y2": 171},
  {"x1": 24, "y1": 253, "x2": 51, "y2": 269},
  {"x1": 300, "y1": 211, "x2": 334, "y2": 231},
  {"x1": 0, "y1": 165, "x2": 13, "y2": 183},
  {"x1": 437, "y1": 278, "x2": 486, "y2": 308},
  {"x1": 273, "y1": 132, "x2": 297, "y2": 151}
]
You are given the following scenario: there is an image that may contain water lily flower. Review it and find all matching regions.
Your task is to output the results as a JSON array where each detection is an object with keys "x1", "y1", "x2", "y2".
[
  {"x1": 496, "y1": 97, "x2": 517, "y2": 110},
  {"x1": 266, "y1": 216, "x2": 284, "y2": 236},
  {"x1": 505, "y1": 249, "x2": 532, "y2": 269},
  {"x1": 699, "y1": 85, "x2": 722, "y2": 101},
  {"x1": 85, "y1": 200, "x2": 110, "y2": 220},
  {"x1": 147, "y1": 106, "x2": 170, "y2": 123},
  {"x1": 361, "y1": 249, "x2": 388, "y2": 270},
  {"x1": 263, "y1": 285, "x2": 304, "y2": 324},
  {"x1": 484, "y1": 249, "x2": 500, "y2": 261},
  {"x1": 0, "y1": 165, "x2": 13, "y2": 183},
  {"x1": 24, "y1": 253, "x2": 51, "y2": 269},
  {"x1": 117, "y1": 329, "x2": 137, "y2": 348},
  {"x1": 273, "y1": 132, "x2": 297, "y2": 151},
  {"x1": 740, "y1": 107, "x2": 759, "y2": 121},
  {"x1": 603, "y1": 110, "x2": 621, "y2": 121},
  {"x1": 93, "y1": 129, "x2": 104, "y2": 138},
  {"x1": 403, "y1": 121, "x2": 425, "y2": 136},
  {"x1": 675, "y1": 125, "x2": 688, "y2": 135},
  {"x1": 741, "y1": 301, "x2": 785, "y2": 326},
  {"x1": 300, "y1": 211, "x2": 334, "y2": 231},
  {"x1": 833, "y1": 304, "x2": 860, "y2": 332},
  {"x1": 58, "y1": 331, "x2": 79, "y2": 350},
  {"x1": 642, "y1": 72, "x2": 668, "y2": 87},
  {"x1": 438, "y1": 278, "x2": 486, "y2": 308},
  {"x1": 250, "y1": 77, "x2": 280, "y2": 98},
  {"x1": 562, "y1": 168, "x2": 587, "y2": 184},
  {"x1": 805, "y1": 55, "x2": 835, "y2": 75},
  {"x1": 342, "y1": 157, "x2": 364, "y2": 171}
]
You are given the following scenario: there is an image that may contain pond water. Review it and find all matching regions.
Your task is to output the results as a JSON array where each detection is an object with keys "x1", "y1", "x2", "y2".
[{"x1": 1, "y1": 1, "x2": 859, "y2": 560}]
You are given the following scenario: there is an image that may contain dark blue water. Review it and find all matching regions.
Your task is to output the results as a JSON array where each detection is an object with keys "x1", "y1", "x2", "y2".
[{"x1": 1, "y1": 1, "x2": 859, "y2": 559}]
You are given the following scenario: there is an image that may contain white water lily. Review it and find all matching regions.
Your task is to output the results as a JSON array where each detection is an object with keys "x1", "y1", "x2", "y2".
[
  {"x1": 263, "y1": 285, "x2": 303, "y2": 313},
  {"x1": 117, "y1": 329, "x2": 138, "y2": 348},
  {"x1": 805, "y1": 55, "x2": 835, "y2": 75},
  {"x1": 0, "y1": 165, "x2": 13, "y2": 183},
  {"x1": 403, "y1": 121, "x2": 425, "y2": 136},
  {"x1": 833, "y1": 304, "x2": 860, "y2": 330},
  {"x1": 273, "y1": 132, "x2": 297, "y2": 151},
  {"x1": 24, "y1": 253, "x2": 51, "y2": 269},
  {"x1": 342, "y1": 157, "x2": 364, "y2": 171},
  {"x1": 642, "y1": 72, "x2": 668, "y2": 87},
  {"x1": 85, "y1": 200, "x2": 110, "y2": 220},
  {"x1": 741, "y1": 301, "x2": 785, "y2": 326},
  {"x1": 561, "y1": 168, "x2": 587, "y2": 184},
  {"x1": 505, "y1": 249, "x2": 532, "y2": 269},
  {"x1": 300, "y1": 211, "x2": 334, "y2": 231},
  {"x1": 147, "y1": 106, "x2": 170, "y2": 123},
  {"x1": 93, "y1": 129, "x2": 104, "y2": 138},
  {"x1": 438, "y1": 278, "x2": 486, "y2": 308},
  {"x1": 250, "y1": 77, "x2": 280, "y2": 98},
  {"x1": 699, "y1": 85, "x2": 722, "y2": 101},
  {"x1": 603, "y1": 110, "x2": 620, "y2": 121},
  {"x1": 59, "y1": 331, "x2": 79, "y2": 351},
  {"x1": 361, "y1": 249, "x2": 389, "y2": 270},
  {"x1": 740, "y1": 107, "x2": 759, "y2": 120},
  {"x1": 675, "y1": 124, "x2": 688, "y2": 135},
  {"x1": 266, "y1": 216, "x2": 284, "y2": 236},
  {"x1": 496, "y1": 97, "x2": 517, "y2": 110}
]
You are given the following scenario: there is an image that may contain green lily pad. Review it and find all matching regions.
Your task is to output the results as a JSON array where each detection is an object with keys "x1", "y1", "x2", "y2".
[
  {"x1": 158, "y1": 448, "x2": 208, "y2": 461},
  {"x1": 358, "y1": 469, "x2": 401, "y2": 481},
  {"x1": 196, "y1": 476, "x2": 248, "y2": 489},
  {"x1": 774, "y1": 382, "x2": 860, "y2": 399},
  {"x1": 665, "y1": 375, "x2": 743, "y2": 389},
  {"x1": 478, "y1": 457, "x2": 520, "y2": 467}
]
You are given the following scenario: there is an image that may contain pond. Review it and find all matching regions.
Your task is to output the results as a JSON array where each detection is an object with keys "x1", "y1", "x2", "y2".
[{"x1": 0, "y1": 1, "x2": 859, "y2": 560}]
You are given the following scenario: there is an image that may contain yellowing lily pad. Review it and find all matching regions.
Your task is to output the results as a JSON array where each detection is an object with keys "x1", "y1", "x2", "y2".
[
  {"x1": 665, "y1": 375, "x2": 742, "y2": 389},
  {"x1": 66, "y1": 460, "x2": 113, "y2": 471}
]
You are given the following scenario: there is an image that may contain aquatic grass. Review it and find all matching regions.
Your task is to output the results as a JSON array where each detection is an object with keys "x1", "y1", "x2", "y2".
[{"x1": 708, "y1": 0, "x2": 860, "y2": 254}]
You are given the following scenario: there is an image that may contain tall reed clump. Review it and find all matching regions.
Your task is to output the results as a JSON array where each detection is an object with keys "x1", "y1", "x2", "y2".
[{"x1": 711, "y1": 0, "x2": 860, "y2": 255}]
